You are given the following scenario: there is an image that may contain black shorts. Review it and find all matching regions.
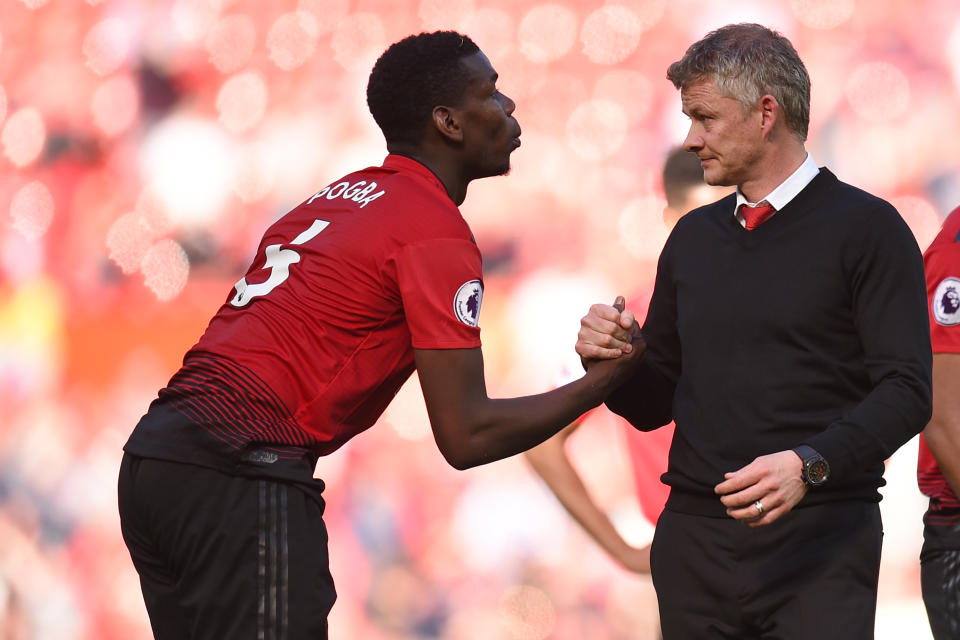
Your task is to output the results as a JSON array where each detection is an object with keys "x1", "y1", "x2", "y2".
[
  {"x1": 118, "y1": 453, "x2": 336, "y2": 639},
  {"x1": 651, "y1": 502, "x2": 882, "y2": 640}
]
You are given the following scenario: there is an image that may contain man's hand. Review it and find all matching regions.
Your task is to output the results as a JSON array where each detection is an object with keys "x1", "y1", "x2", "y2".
[
  {"x1": 714, "y1": 450, "x2": 807, "y2": 527},
  {"x1": 576, "y1": 296, "x2": 639, "y2": 360}
]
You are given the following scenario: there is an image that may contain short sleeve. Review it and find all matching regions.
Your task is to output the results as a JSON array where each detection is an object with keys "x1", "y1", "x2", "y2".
[
  {"x1": 396, "y1": 237, "x2": 483, "y2": 349},
  {"x1": 926, "y1": 247, "x2": 960, "y2": 354}
]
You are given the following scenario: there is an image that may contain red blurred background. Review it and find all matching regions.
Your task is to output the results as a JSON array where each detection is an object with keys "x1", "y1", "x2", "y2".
[{"x1": 1, "y1": 0, "x2": 958, "y2": 637}]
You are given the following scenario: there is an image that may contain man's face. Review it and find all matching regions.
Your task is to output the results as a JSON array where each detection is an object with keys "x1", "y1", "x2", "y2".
[
  {"x1": 454, "y1": 52, "x2": 522, "y2": 179},
  {"x1": 680, "y1": 78, "x2": 763, "y2": 188}
]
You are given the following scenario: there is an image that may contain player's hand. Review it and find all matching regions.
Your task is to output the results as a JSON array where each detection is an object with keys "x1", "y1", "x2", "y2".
[
  {"x1": 616, "y1": 544, "x2": 652, "y2": 574},
  {"x1": 714, "y1": 450, "x2": 806, "y2": 527},
  {"x1": 582, "y1": 332, "x2": 646, "y2": 405},
  {"x1": 576, "y1": 296, "x2": 639, "y2": 360}
]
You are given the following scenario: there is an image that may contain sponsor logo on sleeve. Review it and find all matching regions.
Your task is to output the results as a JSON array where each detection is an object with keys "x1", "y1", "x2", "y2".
[
  {"x1": 454, "y1": 280, "x2": 483, "y2": 327},
  {"x1": 933, "y1": 277, "x2": 960, "y2": 326}
]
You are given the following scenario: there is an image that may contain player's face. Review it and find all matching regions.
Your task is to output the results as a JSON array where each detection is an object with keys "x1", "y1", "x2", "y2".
[
  {"x1": 455, "y1": 52, "x2": 522, "y2": 179},
  {"x1": 680, "y1": 78, "x2": 763, "y2": 188}
]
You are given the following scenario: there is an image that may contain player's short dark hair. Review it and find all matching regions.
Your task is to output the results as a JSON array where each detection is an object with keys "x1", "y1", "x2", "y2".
[
  {"x1": 662, "y1": 147, "x2": 706, "y2": 210},
  {"x1": 367, "y1": 31, "x2": 480, "y2": 147},
  {"x1": 667, "y1": 23, "x2": 810, "y2": 141}
]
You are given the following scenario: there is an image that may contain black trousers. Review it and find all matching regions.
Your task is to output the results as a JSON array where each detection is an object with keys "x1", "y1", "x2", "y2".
[
  {"x1": 921, "y1": 547, "x2": 960, "y2": 639},
  {"x1": 651, "y1": 502, "x2": 882, "y2": 640},
  {"x1": 118, "y1": 453, "x2": 336, "y2": 639}
]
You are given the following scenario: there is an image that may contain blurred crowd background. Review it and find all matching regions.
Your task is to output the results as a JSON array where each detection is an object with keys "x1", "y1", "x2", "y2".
[{"x1": 2, "y1": 0, "x2": 959, "y2": 638}]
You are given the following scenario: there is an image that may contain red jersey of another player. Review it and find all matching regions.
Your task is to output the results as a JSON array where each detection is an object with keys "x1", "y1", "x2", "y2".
[
  {"x1": 125, "y1": 155, "x2": 484, "y2": 472},
  {"x1": 917, "y1": 206, "x2": 960, "y2": 526},
  {"x1": 625, "y1": 290, "x2": 673, "y2": 523}
]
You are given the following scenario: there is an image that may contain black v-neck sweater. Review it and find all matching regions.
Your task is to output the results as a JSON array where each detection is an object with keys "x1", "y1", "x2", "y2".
[{"x1": 607, "y1": 168, "x2": 932, "y2": 517}]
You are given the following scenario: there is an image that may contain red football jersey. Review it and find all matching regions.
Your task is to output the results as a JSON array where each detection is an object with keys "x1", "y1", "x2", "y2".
[
  {"x1": 917, "y1": 206, "x2": 960, "y2": 525},
  {"x1": 127, "y1": 155, "x2": 483, "y2": 464}
]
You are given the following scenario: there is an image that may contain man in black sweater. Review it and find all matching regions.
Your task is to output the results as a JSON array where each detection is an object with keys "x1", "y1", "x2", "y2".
[{"x1": 577, "y1": 23, "x2": 932, "y2": 639}]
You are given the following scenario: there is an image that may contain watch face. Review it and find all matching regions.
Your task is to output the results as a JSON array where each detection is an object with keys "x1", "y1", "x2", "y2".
[{"x1": 807, "y1": 459, "x2": 829, "y2": 485}]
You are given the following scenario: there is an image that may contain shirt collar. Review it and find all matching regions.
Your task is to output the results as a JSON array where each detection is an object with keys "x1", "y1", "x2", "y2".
[
  {"x1": 382, "y1": 153, "x2": 450, "y2": 199},
  {"x1": 735, "y1": 152, "x2": 820, "y2": 213}
]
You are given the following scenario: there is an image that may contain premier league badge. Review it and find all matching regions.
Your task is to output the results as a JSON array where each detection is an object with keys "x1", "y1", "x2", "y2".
[
  {"x1": 454, "y1": 279, "x2": 483, "y2": 327},
  {"x1": 933, "y1": 277, "x2": 960, "y2": 326}
]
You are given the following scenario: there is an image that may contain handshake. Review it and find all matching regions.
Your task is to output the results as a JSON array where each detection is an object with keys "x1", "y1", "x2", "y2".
[{"x1": 577, "y1": 295, "x2": 646, "y2": 367}]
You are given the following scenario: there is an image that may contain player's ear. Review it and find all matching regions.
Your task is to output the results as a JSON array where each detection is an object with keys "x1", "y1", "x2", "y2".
[{"x1": 432, "y1": 106, "x2": 463, "y2": 143}]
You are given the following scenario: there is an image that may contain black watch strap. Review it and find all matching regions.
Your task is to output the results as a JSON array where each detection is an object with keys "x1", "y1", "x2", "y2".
[{"x1": 793, "y1": 444, "x2": 830, "y2": 487}]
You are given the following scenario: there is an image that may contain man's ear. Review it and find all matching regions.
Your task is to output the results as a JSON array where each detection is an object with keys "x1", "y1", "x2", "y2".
[
  {"x1": 758, "y1": 94, "x2": 779, "y2": 139},
  {"x1": 432, "y1": 106, "x2": 463, "y2": 143}
]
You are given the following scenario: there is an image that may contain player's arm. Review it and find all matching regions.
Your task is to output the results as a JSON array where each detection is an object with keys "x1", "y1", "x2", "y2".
[
  {"x1": 415, "y1": 329, "x2": 646, "y2": 471},
  {"x1": 525, "y1": 422, "x2": 650, "y2": 573},
  {"x1": 921, "y1": 353, "x2": 960, "y2": 496}
]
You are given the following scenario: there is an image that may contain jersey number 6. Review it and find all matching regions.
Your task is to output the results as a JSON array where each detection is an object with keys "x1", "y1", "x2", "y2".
[{"x1": 230, "y1": 219, "x2": 330, "y2": 307}]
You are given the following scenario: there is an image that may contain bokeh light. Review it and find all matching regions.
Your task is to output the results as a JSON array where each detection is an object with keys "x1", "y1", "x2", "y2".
[
  {"x1": 593, "y1": 69, "x2": 653, "y2": 124},
  {"x1": 1, "y1": 106, "x2": 45, "y2": 168},
  {"x1": 82, "y1": 18, "x2": 131, "y2": 76},
  {"x1": 171, "y1": 0, "x2": 218, "y2": 43},
  {"x1": 617, "y1": 0, "x2": 666, "y2": 31},
  {"x1": 205, "y1": 14, "x2": 257, "y2": 73},
  {"x1": 518, "y1": 4, "x2": 578, "y2": 64},
  {"x1": 140, "y1": 238, "x2": 190, "y2": 301},
  {"x1": 0, "y1": 279, "x2": 62, "y2": 398},
  {"x1": 946, "y1": 19, "x2": 960, "y2": 94},
  {"x1": 267, "y1": 11, "x2": 319, "y2": 71},
  {"x1": 845, "y1": 61, "x2": 911, "y2": 123},
  {"x1": 91, "y1": 74, "x2": 140, "y2": 137},
  {"x1": 331, "y1": 12, "x2": 388, "y2": 72},
  {"x1": 140, "y1": 115, "x2": 233, "y2": 226},
  {"x1": 419, "y1": 0, "x2": 475, "y2": 31},
  {"x1": 135, "y1": 186, "x2": 175, "y2": 236},
  {"x1": 464, "y1": 8, "x2": 516, "y2": 61},
  {"x1": 216, "y1": 71, "x2": 268, "y2": 133},
  {"x1": 10, "y1": 180, "x2": 54, "y2": 241},
  {"x1": 566, "y1": 99, "x2": 628, "y2": 161},
  {"x1": 790, "y1": 0, "x2": 856, "y2": 30},
  {"x1": 106, "y1": 212, "x2": 155, "y2": 275},
  {"x1": 297, "y1": 0, "x2": 350, "y2": 35},
  {"x1": 17, "y1": 0, "x2": 50, "y2": 9},
  {"x1": 580, "y1": 5, "x2": 643, "y2": 65}
]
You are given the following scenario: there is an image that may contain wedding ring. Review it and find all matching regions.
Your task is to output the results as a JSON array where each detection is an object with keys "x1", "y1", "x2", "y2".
[{"x1": 754, "y1": 500, "x2": 764, "y2": 515}]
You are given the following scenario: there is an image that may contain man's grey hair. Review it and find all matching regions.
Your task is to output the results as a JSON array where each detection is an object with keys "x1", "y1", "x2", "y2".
[{"x1": 667, "y1": 23, "x2": 811, "y2": 141}]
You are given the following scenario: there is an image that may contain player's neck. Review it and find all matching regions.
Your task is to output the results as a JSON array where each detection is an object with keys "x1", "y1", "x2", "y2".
[{"x1": 388, "y1": 144, "x2": 468, "y2": 206}]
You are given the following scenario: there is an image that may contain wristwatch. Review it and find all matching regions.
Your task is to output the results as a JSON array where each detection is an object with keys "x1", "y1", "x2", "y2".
[{"x1": 793, "y1": 445, "x2": 830, "y2": 487}]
